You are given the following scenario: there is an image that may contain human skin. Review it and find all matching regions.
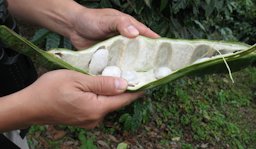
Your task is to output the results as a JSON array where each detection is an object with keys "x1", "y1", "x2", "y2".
[
  {"x1": 0, "y1": 70, "x2": 143, "y2": 131},
  {"x1": 0, "y1": 0, "x2": 159, "y2": 131},
  {"x1": 7, "y1": 0, "x2": 159, "y2": 49}
]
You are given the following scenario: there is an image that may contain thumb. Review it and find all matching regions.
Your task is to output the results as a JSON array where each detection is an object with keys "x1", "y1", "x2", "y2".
[
  {"x1": 78, "y1": 75, "x2": 128, "y2": 95},
  {"x1": 103, "y1": 14, "x2": 159, "y2": 38},
  {"x1": 103, "y1": 15, "x2": 139, "y2": 38}
]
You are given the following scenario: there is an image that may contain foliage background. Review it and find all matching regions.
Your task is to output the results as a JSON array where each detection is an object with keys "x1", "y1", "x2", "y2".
[
  {"x1": 34, "y1": 0, "x2": 256, "y2": 50},
  {"x1": 76, "y1": 0, "x2": 256, "y2": 44},
  {"x1": 27, "y1": 0, "x2": 256, "y2": 148}
]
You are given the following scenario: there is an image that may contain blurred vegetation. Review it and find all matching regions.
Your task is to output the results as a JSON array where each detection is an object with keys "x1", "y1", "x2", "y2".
[
  {"x1": 33, "y1": 0, "x2": 256, "y2": 50},
  {"x1": 76, "y1": 0, "x2": 256, "y2": 44}
]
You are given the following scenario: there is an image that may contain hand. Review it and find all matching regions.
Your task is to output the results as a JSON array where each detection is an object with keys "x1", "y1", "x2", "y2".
[
  {"x1": 30, "y1": 70, "x2": 142, "y2": 128},
  {"x1": 7, "y1": 0, "x2": 159, "y2": 49},
  {"x1": 0, "y1": 70, "x2": 142, "y2": 131},
  {"x1": 69, "y1": 8, "x2": 160, "y2": 49}
]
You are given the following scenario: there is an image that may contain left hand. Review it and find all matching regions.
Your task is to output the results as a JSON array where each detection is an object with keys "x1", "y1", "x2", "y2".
[{"x1": 69, "y1": 8, "x2": 160, "y2": 49}]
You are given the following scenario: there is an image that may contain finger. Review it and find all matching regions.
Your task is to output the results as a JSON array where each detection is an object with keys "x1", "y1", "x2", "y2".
[
  {"x1": 74, "y1": 74, "x2": 128, "y2": 95},
  {"x1": 108, "y1": 14, "x2": 160, "y2": 38},
  {"x1": 129, "y1": 17, "x2": 160, "y2": 38},
  {"x1": 99, "y1": 92, "x2": 144, "y2": 113},
  {"x1": 113, "y1": 16, "x2": 140, "y2": 38}
]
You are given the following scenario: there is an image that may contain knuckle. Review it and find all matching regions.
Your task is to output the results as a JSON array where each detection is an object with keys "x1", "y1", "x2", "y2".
[
  {"x1": 107, "y1": 8, "x2": 120, "y2": 15},
  {"x1": 97, "y1": 76, "x2": 115, "y2": 92},
  {"x1": 118, "y1": 16, "x2": 130, "y2": 23},
  {"x1": 95, "y1": 77, "x2": 105, "y2": 92}
]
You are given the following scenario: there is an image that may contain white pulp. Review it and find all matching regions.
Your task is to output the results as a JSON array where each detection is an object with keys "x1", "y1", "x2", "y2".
[
  {"x1": 154, "y1": 67, "x2": 172, "y2": 79},
  {"x1": 122, "y1": 70, "x2": 138, "y2": 82},
  {"x1": 102, "y1": 66, "x2": 121, "y2": 77},
  {"x1": 89, "y1": 48, "x2": 109, "y2": 75}
]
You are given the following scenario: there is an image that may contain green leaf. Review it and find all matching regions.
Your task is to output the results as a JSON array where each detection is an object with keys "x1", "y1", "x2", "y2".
[
  {"x1": 111, "y1": 0, "x2": 121, "y2": 7},
  {"x1": 134, "y1": 1, "x2": 145, "y2": 14},
  {"x1": 188, "y1": 27, "x2": 204, "y2": 38},
  {"x1": 194, "y1": 20, "x2": 206, "y2": 32},
  {"x1": 117, "y1": 142, "x2": 128, "y2": 149},
  {"x1": 119, "y1": 113, "x2": 131, "y2": 123},
  {"x1": 79, "y1": 1, "x2": 100, "y2": 8},
  {"x1": 100, "y1": 0, "x2": 112, "y2": 8},
  {"x1": 160, "y1": 0, "x2": 168, "y2": 11},
  {"x1": 172, "y1": 0, "x2": 187, "y2": 14},
  {"x1": 215, "y1": 1, "x2": 224, "y2": 12},
  {"x1": 30, "y1": 28, "x2": 49, "y2": 45},
  {"x1": 63, "y1": 37, "x2": 72, "y2": 49},
  {"x1": 46, "y1": 33, "x2": 61, "y2": 50},
  {"x1": 80, "y1": 138, "x2": 97, "y2": 149},
  {"x1": 78, "y1": 131, "x2": 86, "y2": 142},
  {"x1": 171, "y1": 17, "x2": 182, "y2": 31},
  {"x1": 78, "y1": 131, "x2": 97, "y2": 149},
  {"x1": 205, "y1": 0, "x2": 216, "y2": 17},
  {"x1": 144, "y1": 0, "x2": 152, "y2": 8}
]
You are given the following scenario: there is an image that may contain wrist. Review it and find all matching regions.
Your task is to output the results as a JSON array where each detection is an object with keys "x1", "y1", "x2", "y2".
[
  {"x1": 7, "y1": 0, "x2": 85, "y2": 38},
  {"x1": 47, "y1": 0, "x2": 86, "y2": 38},
  {"x1": 0, "y1": 87, "x2": 38, "y2": 132},
  {"x1": 37, "y1": 0, "x2": 86, "y2": 38}
]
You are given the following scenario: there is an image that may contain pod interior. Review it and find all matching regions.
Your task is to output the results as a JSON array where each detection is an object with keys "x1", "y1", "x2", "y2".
[{"x1": 48, "y1": 36, "x2": 250, "y2": 90}]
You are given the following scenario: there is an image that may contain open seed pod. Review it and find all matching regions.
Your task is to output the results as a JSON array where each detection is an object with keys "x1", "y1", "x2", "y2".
[{"x1": 0, "y1": 25, "x2": 256, "y2": 91}]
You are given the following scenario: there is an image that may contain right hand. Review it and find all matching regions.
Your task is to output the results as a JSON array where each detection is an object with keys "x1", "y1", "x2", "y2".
[
  {"x1": 22, "y1": 70, "x2": 142, "y2": 129},
  {"x1": 69, "y1": 7, "x2": 159, "y2": 49}
]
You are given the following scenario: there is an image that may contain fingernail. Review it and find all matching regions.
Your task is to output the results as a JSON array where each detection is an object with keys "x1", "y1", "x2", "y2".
[
  {"x1": 127, "y1": 25, "x2": 139, "y2": 36},
  {"x1": 115, "y1": 79, "x2": 128, "y2": 91}
]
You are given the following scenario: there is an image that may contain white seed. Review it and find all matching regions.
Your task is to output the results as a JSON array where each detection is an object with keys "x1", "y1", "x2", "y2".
[
  {"x1": 154, "y1": 67, "x2": 172, "y2": 79},
  {"x1": 102, "y1": 66, "x2": 121, "y2": 77},
  {"x1": 122, "y1": 70, "x2": 137, "y2": 82},
  {"x1": 89, "y1": 48, "x2": 109, "y2": 75},
  {"x1": 193, "y1": 57, "x2": 209, "y2": 64}
]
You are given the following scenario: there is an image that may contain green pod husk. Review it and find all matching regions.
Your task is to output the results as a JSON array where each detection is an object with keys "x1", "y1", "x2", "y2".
[{"x1": 0, "y1": 25, "x2": 255, "y2": 91}]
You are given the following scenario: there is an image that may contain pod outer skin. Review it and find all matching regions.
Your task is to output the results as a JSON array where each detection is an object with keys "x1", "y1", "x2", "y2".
[{"x1": 0, "y1": 25, "x2": 255, "y2": 91}]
